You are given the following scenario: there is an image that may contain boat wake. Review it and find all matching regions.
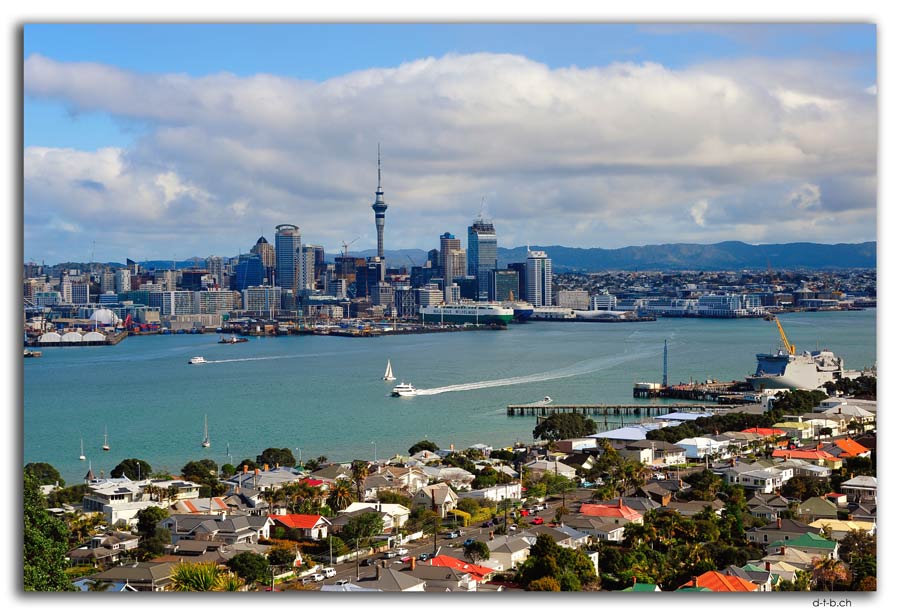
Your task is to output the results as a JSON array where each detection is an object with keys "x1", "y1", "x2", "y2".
[
  {"x1": 413, "y1": 346, "x2": 658, "y2": 396},
  {"x1": 203, "y1": 350, "x2": 363, "y2": 364}
]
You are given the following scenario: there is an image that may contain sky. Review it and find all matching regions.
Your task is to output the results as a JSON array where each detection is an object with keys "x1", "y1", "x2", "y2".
[{"x1": 22, "y1": 23, "x2": 878, "y2": 264}]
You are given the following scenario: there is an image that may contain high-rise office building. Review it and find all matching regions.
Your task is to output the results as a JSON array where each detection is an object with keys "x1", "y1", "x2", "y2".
[
  {"x1": 439, "y1": 232, "x2": 461, "y2": 286},
  {"x1": 301, "y1": 245, "x2": 317, "y2": 291},
  {"x1": 371, "y1": 145, "x2": 389, "y2": 259},
  {"x1": 100, "y1": 271, "x2": 116, "y2": 294},
  {"x1": 207, "y1": 256, "x2": 225, "y2": 288},
  {"x1": 243, "y1": 286, "x2": 281, "y2": 314},
  {"x1": 250, "y1": 238, "x2": 275, "y2": 284},
  {"x1": 275, "y1": 224, "x2": 301, "y2": 292},
  {"x1": 72, "y1": 282, "x2": 90, "y2": 305},
  {"x1": 526, "y1": 250, "x2": 553, "y2": 307},
  {"x1": 507, "y1": 262, "x2": 528, "y2": 304},
  {"x1": 492, "y1": 269, "x2": 519, "y2": 302},
  {"x1": 467, "y1": 216, "x2": 497, "y2": 301},
  {"x1": 233, "y1": 254, "x2": 265, "y2": 291}
]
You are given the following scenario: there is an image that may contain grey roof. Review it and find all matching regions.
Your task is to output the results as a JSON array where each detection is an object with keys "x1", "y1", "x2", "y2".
[
  {"x1": 355, "y1": 567, "x2": 424, "y2": 591},
  {"x1": 486, "y1": 535, "x2": 532, "y2": 554},
  {"x1": 752, "y1": 519, "x2": 816, "y2": 534},
  {"x1": 91, "y1": 562, "x2": 176, "y2": 583},
  {"x1": 598, "y1": 497, "x2": 661, "y2": 513},
  {"x1": 841, "y1": 475, "x2": 877, "y2": 488}
]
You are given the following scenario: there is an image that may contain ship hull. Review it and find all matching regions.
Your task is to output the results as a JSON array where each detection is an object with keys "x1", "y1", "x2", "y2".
[{"x1": 421, "y1": 304, "x2": 514, "y2": 326}]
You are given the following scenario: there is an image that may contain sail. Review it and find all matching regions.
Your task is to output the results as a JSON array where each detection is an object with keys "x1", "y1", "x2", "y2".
[
  {"x1": 383, "y1": 360, "x2": 396, "y2": 381},
  {"x1": 202, "y1": 415, "x2": 210, "y2": 447}
]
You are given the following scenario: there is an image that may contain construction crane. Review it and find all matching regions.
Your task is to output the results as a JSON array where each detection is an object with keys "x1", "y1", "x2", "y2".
[
  {"x1": 341, "y1": 237, "x2": 360, "y2": 258},
  {"x1": 772, "y1": 316, "x2": 795, "y2": 355}
]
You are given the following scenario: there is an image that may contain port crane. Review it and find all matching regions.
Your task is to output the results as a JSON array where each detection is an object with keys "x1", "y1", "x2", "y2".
[{"x1": 772, "y1": 316, "x2": 795, "y2": 355}]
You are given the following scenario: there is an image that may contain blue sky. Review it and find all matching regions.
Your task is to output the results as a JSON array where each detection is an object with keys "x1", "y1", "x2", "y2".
[{"x1": 23, "y1": 23, "x2": 877, "y2": 262}]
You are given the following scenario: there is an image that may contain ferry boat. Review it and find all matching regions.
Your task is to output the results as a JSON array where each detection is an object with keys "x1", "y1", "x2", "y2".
[
  {"x1": 391, "y1": 382, "x2": 417, "y2": 397},
  {"x1": 420, "y1": 303, "x2": 514, "y2": 326},
  {"x1": 189, "y1": 356, "x2": 208, "y2": 364},
  {"x1": 218, "y1": 335, "x2": 249, "y2": 344}
]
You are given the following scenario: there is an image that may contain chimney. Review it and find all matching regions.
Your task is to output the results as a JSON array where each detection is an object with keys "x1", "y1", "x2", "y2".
[
  {"x1": 765, "y1": 562, "x2": 771, "y2": 572},
  {"x1": 618, "y1": 498, "x2": 623, "y2": 508},
  {"x1": 264, "y1": 464, "x2": 269, "y2": 472},
  {"x1": 731, "y1": 458, "x2": 735, "y2": 467},
  {"x1": 692, "y1": 577, "x2": 698, "y2": 587},
  {"x1": 450, "y1": 444, "x2": 455, "y2": 451},
  {"x1": 777, "y1": 518, "x2": 782, "y2": 529},
  {"x1": 632, "y1": 576, "x2": 637, "y2": 586},
  {"x1": 410, "y1": 557, "x2": 416, "y2": 571},
  {"x1": 243, "y1": 465, "x2": 248, "y2": 473},
  {"x1": 780, "y1": 546, "x2": 786, "y2": 555},
  {"x1": 848, "y1": 514, "x2": 854, "y2": 521}
]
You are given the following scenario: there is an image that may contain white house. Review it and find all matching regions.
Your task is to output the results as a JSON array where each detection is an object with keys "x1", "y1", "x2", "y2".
[{"x1": 675, "y1": 437, "x2": 726, "y2": 460}]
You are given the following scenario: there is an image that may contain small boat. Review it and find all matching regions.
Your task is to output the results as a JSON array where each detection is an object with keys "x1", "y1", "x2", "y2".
[
  {"x1": 24, "y1": 349, "x2": 42, "y2": 358},
  {"x1": 102, "y1": 427, "x2": 110, "y2": 451},
  {"x1": 540, "y1": 396, "x2": 553, "y2": 404},
  {"x1": 201, "y1": 415, "x2": 210, "y2": 448},
  {"x1": 391, "y1": 382, "x2": 417, "y2": 397},
  {"x1": 79, "y1": 439, "x2": 86, "y2": 461},
  {"x1": 383, "y1": 359, "x2": 396, "y2": 381},
  {"x1": 218, "y1": 335, "x2": 249, "y2": 344},
  {"x1": 189, "y1": 356, "x2": 208, "y2": 364}
]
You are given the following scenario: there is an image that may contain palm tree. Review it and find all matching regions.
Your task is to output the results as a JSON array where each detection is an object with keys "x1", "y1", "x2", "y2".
[
  {"x1": 811, "y1": 557, "x2": 850, "y2": 591},
  {"x1": 350, "y1": 460, "x2": 369, "y2": 502},
  {"x1": 217, "y1": 572, "x2": 245, "y2": 592},
  {"x1": 85, "y1": 578, "x2": 113, "y2": 592},
  {"x1": 169, "y1": 561, "x2": 227, "y2": 592},
  {"x1": 327, "y1": 479, "x2": 353, "y2": 512}
]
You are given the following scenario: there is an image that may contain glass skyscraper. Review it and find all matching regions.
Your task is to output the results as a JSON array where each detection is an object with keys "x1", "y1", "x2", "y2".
[
  {"x1": 275, "y1": 224, "x2": 301, "y2": 293},
  {"x1": 526, "y1": 249, "x2": 552, "y2": 307},
  {"x1": 467, "y1": 216, "x2": 497, "y2": 301}
]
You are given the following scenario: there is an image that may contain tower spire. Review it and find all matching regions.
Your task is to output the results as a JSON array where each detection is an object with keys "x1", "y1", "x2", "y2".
[{"x1": 371, "y1": 145, "x2": 388, "y2": 259}]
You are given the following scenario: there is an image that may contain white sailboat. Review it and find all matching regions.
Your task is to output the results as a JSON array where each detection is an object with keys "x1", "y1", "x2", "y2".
[
  {"x1": 79, "y1": 438, "x2": 86, "y2": 460},
  {"x1": 102, "y1": 427, "x2": 110, "y2": 451},
  {"x1": 383, "y1": 359, "x2": 396, "y2": 381},
  {"x1": 201, "y1": 415, "x2": 211, "y2": 448}
]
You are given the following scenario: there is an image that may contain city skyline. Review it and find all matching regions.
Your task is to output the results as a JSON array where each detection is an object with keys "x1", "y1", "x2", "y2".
[{"x1": 24, "y1": 23, "x2": 876, "y2": 263}]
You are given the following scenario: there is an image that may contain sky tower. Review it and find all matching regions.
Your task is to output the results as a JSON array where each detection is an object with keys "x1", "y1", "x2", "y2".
[{"x1": 371, "y1": 145, "x2": 389, "y2": 259}]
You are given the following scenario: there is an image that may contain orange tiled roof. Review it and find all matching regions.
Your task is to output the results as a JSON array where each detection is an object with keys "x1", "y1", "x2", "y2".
[
  {"x1": 269, "y1": 514, "x2": 325, "y2": 529},
  {"x1": 831, "y1": 438, "x2": 869, "y2": 458},
  {"x1": 428, "y1": 555, "x2": 494, "y2": 581},
  {"x1": 680, "y1": 571, "x2": 758, "y2": 592},
  {"x1": 772, "y1": 449, "x2": 840, "y2": 462},
  {"x1": 579, "y1": 502, "x2": 643, "y2": 521},
  {"x1": 741, "y1": 428, "x2": 786, "y2": 437}
]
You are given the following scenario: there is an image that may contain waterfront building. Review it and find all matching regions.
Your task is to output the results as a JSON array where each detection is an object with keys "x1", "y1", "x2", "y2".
[
  {"x1": 373, "y1": 281, "x2": 394, "y2": 307},
  {"x1": 507, "y1": 262, "x2": 528, "y2": 302},
  {"x1": 275, "y1": 223, "x2": 302, "y2": 292},
  {"x1": 72, "y1": 282, "x2": 90, "y2": 305},
  {"x1": 444, "y1": 283, "x2": 461, "y2": 303},
  {"x1": 526, "y1": 250, "x2": 552, "y2": 307},
  {"x1": 149, "y1": 291, "x2": 195, "y2": 316},
  {"x1": 371, "y1": 146, "x2": 389, "y2": 259},
  {"x1": 491, "y1": 269, "x2": 519, "y2": 302},
  {"x1": 417, "y1": 283, "x2": 443, "y2": 308},
  {"x1": 328, "y1": 278, "x2": 348, "y2": 299},
  {"x1": 194, "y1": 289, "x2": 235, "y2": 314},
  {"x1": 467, "y1": 215, "x2": 498, "y2": 301},
  {"x1": 591, "y1": 292, "x2": 617, "y2": 310},
  {"x1": 98, "y1": 292, "x2": 118, "y2": 306},
  {"x1": 232, "y1": 254, "x2": 265, "y2": 291},
  {"x1": 34, "y1": 291, "x2": 61, "y2": 307},
  {"x1": 393, "y1": 286, "x2": 417, "y2": 317},
  {"x1": 242, "y1": 285, "x2": 281, "y2": 314},
  {"x1": 558, "y1": 289, "x2": 590, "y2": 310},
  {"x1": 114, "y1": 268, "x2": 132, "y2": 293},
  {"x1": 448, "y1": 249, "x2": 467, "y2": 283},
  {"x1": 697, "y1": 293, "x2": 764, "y2": 317}
]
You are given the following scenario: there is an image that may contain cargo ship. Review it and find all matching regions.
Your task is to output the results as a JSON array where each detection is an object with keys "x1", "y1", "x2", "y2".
[{"x1": 420, "y1": 303, "x2": 514, "y2": 326}]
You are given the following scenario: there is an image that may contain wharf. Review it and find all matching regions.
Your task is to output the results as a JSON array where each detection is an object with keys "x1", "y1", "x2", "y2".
[
  {"x1": 633, "y1": 380, "x2": 754, "y2": 402},
  {"x1": 507, "y1": 402, "x2": 743, "y2": 417},
  {"x1": 30, "y1": 330, "x2": 128, "y2": 347}
]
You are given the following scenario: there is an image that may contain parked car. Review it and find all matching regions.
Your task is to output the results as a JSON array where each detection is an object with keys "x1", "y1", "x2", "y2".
[
  {"x1": 463, "y1": 538, "x2": 476, "y2": 547},
  {"x1": 481, "y1": 520, "x2": 494, "y2": 528},
  {"x1": 323, "y1": 567, "x2": 336, "y2": 578},
  {"x1": 362, "y1": 558, "x2": 374, "y2": 566},
  {"x1": 310, "y1": 573, "x2": 325, "y2": 582},
  {"x1": 531, "y1": 517, "x2": 544, "y2": 525},
  {"x1": 445, "y1": 530, "x2": 460, "y2": 539},
  {"x1": 383, "y1": 550, "x2": 398, "y2": 559},
  {"x1": 534, "y1": 503, "x2": 547, "y2": 511},
  {"x1": 396, "y1": 547, "x2": 409, "y2": 556},
  {"x1": 418, "y1": 553, "x2": 431, "y2": 561},
  {"x1": 400, "y1": 556, "x2": 412, "y2": 563},
  {"x1": 334, "y1": 579, "x2": 350, "y2": 586},
  {"x1": 508, "y1": 524, "x2": 518, "y2": 532}
]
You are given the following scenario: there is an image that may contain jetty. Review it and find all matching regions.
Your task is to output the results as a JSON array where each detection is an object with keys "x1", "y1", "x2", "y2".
[{"x1": 506, "y1": 402, "x2": 744, "y2": 417}]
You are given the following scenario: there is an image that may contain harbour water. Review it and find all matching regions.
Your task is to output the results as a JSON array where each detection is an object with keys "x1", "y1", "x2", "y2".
[{"x1": 24, "y1": 310, "x2": 876, "y2": 485}]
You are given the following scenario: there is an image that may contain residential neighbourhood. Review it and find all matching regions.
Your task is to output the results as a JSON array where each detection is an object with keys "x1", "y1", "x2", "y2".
[{"x1": 25, "y1": 387, "x2": 876, "y2": 593}]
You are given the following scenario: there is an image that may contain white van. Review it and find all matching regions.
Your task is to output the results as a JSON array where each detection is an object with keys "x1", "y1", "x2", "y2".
[{"x1": 323, "y1": 567, "x2": 336, "y2": 578}]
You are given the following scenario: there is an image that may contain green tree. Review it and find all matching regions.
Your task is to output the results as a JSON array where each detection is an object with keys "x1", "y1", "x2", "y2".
[
  {"x1": 226, "y1": 552, "x2": 271, "y2": 585},
  {"x1": 838, "y1": 528, "x2": 876, "y2": 562},
  {"x1": 220, "y1": 463, "x2": 236, "y2": 478},
  {"x1": 46, "y1": 484, "x2": 87, "y2": 508},
  {"x1": 136, "y1": 506, "x2": 169, "y2": 538},
  {"x1": 781, "y1": 476, "x2": 829, "y2": 501},
  {"x1": 110, "y1": 458, "x2": 152, "y2": 480},
  {"x1": 327, "y1": 479, "x2": 354, "y2": 512},
  {"x1": 350, "y1": 460, "x2": 370, "y2": 502},
  {"x1": 375, "y1": 490, "x2": 412, "y2": 508},
  {"x1": 528, "y1": 576, "x2": 561, "y2": 591},
  {"x1": 236, "y1": 459, "x2": 258, "y2": 472},
  {"x1": 258, "y1": 448, "x2": 296, "y2": 468},
  {"x1": 267, "y1": 544, "x2": 297, "y2": 568},
  {"x1": 408, "y1": 440, "x2": 439, "y2": 455},
  {"x1": 532, "y1": 413, "x2": 597, "y2": 441},
  {"x1": 181, "y1": 459, "x2": 218, "y2": 482},
  {"x1": 24, "y1": 462, "x2": 64, "y2": 487},
  {"x1": 339, "y1": 511, "x2": 384, "y2": 546},
  {"x1": 463, "y1": 540, "x2": 491, "y2": 563},
  {"x1": 24, "y1": 472, "x2": 74, "y2": 591}
]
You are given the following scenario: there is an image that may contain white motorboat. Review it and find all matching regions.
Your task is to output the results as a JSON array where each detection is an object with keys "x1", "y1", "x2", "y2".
[
  {"x1": 391, "y1": 382, "x2": 417, "y2": 397},
  {"x1": 189, "y1": 356, "x2": 208, "y2": 364}
]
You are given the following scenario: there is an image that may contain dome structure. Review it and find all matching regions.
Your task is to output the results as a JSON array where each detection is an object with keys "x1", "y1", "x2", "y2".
[
  {"x1": 89, "y1": 308, "x2": 120, "y2": 326},
  {"x1": 61, "y1": 332, "x2": 83, "y2": 343},
  {"x1": 83, "y1": 331, "x2": 106, "y2": 342},
  {"x1": 38, "y1": 332, "x2": 62, "y2": 343}
]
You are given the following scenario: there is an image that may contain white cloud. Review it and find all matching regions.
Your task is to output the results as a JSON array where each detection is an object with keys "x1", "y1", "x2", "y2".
[{"x1": 23, "y1": 52, "x2": 877, "y2": 260}]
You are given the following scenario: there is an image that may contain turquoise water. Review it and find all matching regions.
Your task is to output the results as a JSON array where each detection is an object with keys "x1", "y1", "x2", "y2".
[{"x1": 23, "y1": 310, "x2": 876, "y2": 485}]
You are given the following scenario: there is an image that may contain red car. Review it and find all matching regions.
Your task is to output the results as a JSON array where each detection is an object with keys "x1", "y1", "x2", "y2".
[{"x1": 531, "y1": 517, "x2": 544, "y2": 525}]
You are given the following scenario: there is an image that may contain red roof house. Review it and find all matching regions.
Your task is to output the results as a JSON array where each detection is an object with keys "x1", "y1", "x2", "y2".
[
  {"x1": 428, "y1": 555, "x2": 495, "y2": 582},
  {"x1": 579, "y1": 499, "x2": 643, "y2": 524},
  {"x1": 679, "y1": 571, "x2": 759, "y2": 592},
  {"x1": 268, "y1": 514, "x2": 332, "y2": 539}
]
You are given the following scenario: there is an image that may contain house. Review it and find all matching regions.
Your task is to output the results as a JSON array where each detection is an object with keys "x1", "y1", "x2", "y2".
[
  {"x1": 428, "y1": 555, "x2": 495, "y2": 582},
  {"x1": 412, "y1": 483, "x2": 459, "y2": 518},
  {"x1": 768, "y1": 533, "x2": 839, "y2": 560},
  {"x1": 421, "y1": 466, "x2": 476, "y2": 490},
  {"x1": 552, "y1": 438, "x2": 599, "y2": 453},
  {"x1": 808, "y1": 519, "x2": 876, "y2": 541},
  {"x1": 170, "y1": 497, "x2": 229, "y2": 515},
  {"x1": 223, "y1": 465, "x2": 308, "y2": 491},
  {"x1": 579, "y1": 499, "x2": 643, "y2": 525},
  {"x1": 750, "y1": 559, "x2": 804, "y2": 583},
  {"x1": 597, "y1": 497, "x2": 660, "y2": 515},
  {"x1": 665, "y1": 499, "x2": 726, "y2": 518},
  {"x1": 268, "y1": 514, "x2": 331, "y2": 539},
  {"x1": 772, "y1": 421, "x2": 815, "y2": 440},
  {"x1": 66, "y1": 531, "x2": 140, "y2": 568},
  {"x1": 825, "y1": 438, "x2": 871, "y2": 459},
  {"x1": 620, "y1": 581, "x2": 661, "y2": 592},
  {"x1": 846, "y1": 501, "x2": 877, "y2": 523},
  {"x1": 621, "y1": 440, "x2": 686, "y2": 467},
  {"x1": 760, "y1": 546, "x2": 817, "y2": 571},
  {"x1": 161, "y1": 512, "x2": 273, "y2": 545},
  {"x1": 362, "y1": 473, "x2": 395, "y2": 500},
  {"x1": 746, "y1": 494, "x2": 792, "y2": 521},
  {"x1": 840, "y1": 476, "x2": 877, "y2": 502},
  {"x1": 587, "y1": 423, "x2": 666, "y2": 445},
  {"x1": 721, "y1": 431, "x2": 765, "y2": 453},
  {"x1": 410, "y1": 564, "x2": 478, "y2": 592},
  {"x1": 771, "y1": 449, "x2": 843, "y2": 469},
  {"x1": 522, "y1": 525, "x2": 587, "y2": 550},
  {"x1": 355, "y1": 566, "x2": 426, "y2": 591},
  {"x1": 678, "y1": 570, "x2": 759, "y2": 592},
  {"x1": 746, "y1": 518, "x2": 818, "y2": 546},
  {"x1": 559, "y1": 514, "x2": 626, "y2": 543},
  {"x1": 484, "y1": 535, "x2": 532, "y2": 570},
  {"x1": 741, "y1": 427, "x2": 787, "y2": 439},
  {"x1": 336, "y1": 502, "x2": 410, "y2": 533},
  {"x1": 86, "y1": 561, "x2": 176, "y2": 591},
  {"x1": 465, "y1": 482, "x2": 522, "y2": 502},
  {"x1": 720, "y1": 564, "x2": 777, "y2": 592},
  {"x1": 775, "y1": 459, "x2": 832, "y2": 479},
  {"x1": 307, "y1": 464, "x2": 352, "y2": 484},
  {"x1": 674, "y1": 437, "x2": 726, "y2": 460},
  {"x1": 381, "y1": 466, "x2": 430, "y2": 494},
  {"x1": 81, "y1": 478, "x2": 202, "y2": 528},
  {"x1": 634, "y1": 484, "x2": 672, "y2": 507},
  {"x1": 796, "y1": 496, "x2": 838, "y2": 522},
  {"x1": 522, "y1": 459, "x2": 577, "y2": 480},
  {"x1": 719, "y1": 461, "x2": 791, "y2": 494}
]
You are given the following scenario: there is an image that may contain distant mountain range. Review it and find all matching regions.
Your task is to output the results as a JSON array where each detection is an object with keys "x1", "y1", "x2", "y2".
[
  {"x1": 66, "y1": 240, "x2": 874, "y2": 273},
  {"x1": 351, "y1": 241, "x2": 876, "y2": 271}
]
